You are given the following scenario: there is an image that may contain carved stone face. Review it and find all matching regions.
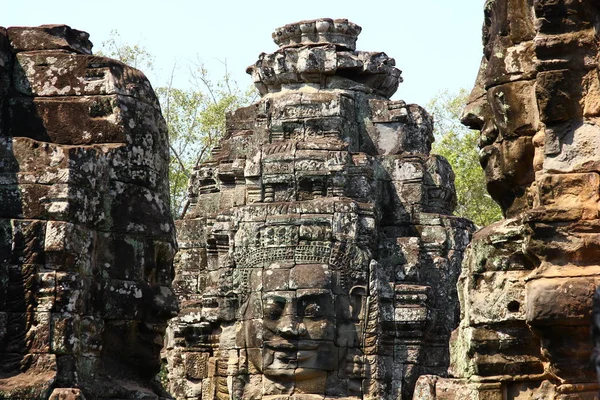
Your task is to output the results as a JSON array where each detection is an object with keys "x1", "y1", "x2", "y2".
[
  {"x1": 240, "y1": 263, "x2": 340, "y2": 387},
  {"x1": 100, "y1": 239, "x2": 179, "y2": 378},
  {"x1": 461, "y1": 0, "x2": 537, "y2": 216},
  {"x1": 0, "y1": 24, "x2": 177, "y2": 398},
  {"x1": 445, "y1": 0, "x2": 600, "y2": 393},
  {"x1": 168, "y1": 18, "x2": 474, "y2": 400}
]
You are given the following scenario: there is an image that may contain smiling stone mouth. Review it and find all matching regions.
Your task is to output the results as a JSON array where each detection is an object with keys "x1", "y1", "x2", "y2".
[
  {"x1": 296, "y1": 351, "x2": 316, "y2": 362},
  {"x1": 264, "y1": 341, "x2": 320, "y2": 365},
  {"x1": 264, "y1": 340, "x2": 320, "y2": 351},
  {"x1": 264, "y1": 340, "x2": 296, "y2": 350}
]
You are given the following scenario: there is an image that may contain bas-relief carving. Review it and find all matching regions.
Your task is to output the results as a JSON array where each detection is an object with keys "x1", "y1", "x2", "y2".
[
  {"x1": 414, "y1": 1, "x2": 600, "y2": 399},
  {"x1": 166, "y1": 19, "x2": 473, "y2": 400},
  {"x1": 0, "y1": 25, "x2": 177, "y2": 399}
]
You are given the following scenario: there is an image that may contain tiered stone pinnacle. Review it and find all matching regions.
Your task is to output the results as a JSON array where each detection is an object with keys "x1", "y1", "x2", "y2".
[
  {"x1": 272, "y1": 18, "x2": 362, "y2": 50},
  {"x1": 248, "y1": 18, "x2": 401, "y2": 98}
]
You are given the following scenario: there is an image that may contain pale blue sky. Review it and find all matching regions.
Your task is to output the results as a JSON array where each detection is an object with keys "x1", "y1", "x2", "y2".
[{"x1": 4, "y1": 0, "x2": 484, "y2": 106}]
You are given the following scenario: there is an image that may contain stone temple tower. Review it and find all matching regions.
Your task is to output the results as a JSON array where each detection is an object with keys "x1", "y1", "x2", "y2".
[
  {"x1": 414, "y1": 1, "x2": 600, "y2": 399},
  {"x1": 166, "y1": 18, "x2": 473, "y2": 400},
  {"x1": 0, "y1": 25, "x2": 177, "y2": 399}
]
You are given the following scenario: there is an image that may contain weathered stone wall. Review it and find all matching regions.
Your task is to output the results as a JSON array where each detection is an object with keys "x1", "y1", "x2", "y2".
[
  {"x1": 414, "y1": 1, "x2": 600, "y2": 399},
  {"x1": 166, "y1": 19, "x2": 473, "y2": 400},
  {"x1": 0, "y1": 25, "x2": 177, "y2": 400}
]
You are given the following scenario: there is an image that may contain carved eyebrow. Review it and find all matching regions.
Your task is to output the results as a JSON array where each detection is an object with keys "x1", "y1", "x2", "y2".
[
  {"x1": 297, "y1": 291, "x2": 331, "y2": 301},
  {"x1": 297, "y1": 289, "x2": 330, "y2": 296},
  {"x1": 263, "y1": 294, "x2": 289, "y2": 303}
]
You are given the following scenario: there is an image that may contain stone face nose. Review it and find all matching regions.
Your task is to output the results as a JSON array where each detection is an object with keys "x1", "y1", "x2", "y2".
[
  {"x1": 276, "y1": 314, "x2": 301, "y2": 337},
  {"x1": 460, "y1": 94, "x2": 485, "y2": 131},
  {"x1": 151, "y1": 286, "x2": 179, "y2": 319}
]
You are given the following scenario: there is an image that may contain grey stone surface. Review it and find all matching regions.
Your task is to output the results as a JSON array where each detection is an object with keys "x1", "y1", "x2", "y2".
[
  {"x1": 0, "y1": 25, "x2": 176, "y2": 400},
  {"x1": 166, "y1": 19, "x2": 473, "y2": 400},
  {"x1": 415, "y1": 1, "x2": 600, "y2": 398}
]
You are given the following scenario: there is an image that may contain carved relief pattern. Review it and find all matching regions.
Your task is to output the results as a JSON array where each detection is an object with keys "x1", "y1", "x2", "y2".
[
  {"x1": 414, "y1": 1, "x2": 600, "y2": 399},
  {"x1": 0, "y1": 25, "x2": 177, "y2": 400},
  {"x1": 167, "y1": 19, "x2": 473, "y2": 400}
]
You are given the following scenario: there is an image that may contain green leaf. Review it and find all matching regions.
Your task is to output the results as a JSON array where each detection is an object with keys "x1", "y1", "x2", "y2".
[
  {"x1": 98, "y1": 32, "x2": 258, "y2": 218},
  {"x1": 428, "y1": 89, "x2": 502, "y2": 227}
]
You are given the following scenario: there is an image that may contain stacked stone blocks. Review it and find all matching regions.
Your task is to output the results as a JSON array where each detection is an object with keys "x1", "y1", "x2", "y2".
[{"x1": 166, "y1": 18, "x2": 473, "y2": 400}]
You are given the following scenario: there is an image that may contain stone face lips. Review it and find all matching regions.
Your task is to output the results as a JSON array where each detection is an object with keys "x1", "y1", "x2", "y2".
[
  {"x1": 166, "y1": 18, "x2": 473, "y2": 400},
  {"x1": 414, "y1": 1, "x2": 600, "y2": 399},
  {"x1": 0, "y1": 25, "x2": 176, "y2": 400}
]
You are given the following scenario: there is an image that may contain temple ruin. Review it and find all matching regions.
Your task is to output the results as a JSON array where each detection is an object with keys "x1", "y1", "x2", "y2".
[
  {"x1": 4, "y1": 4, "x2": 600, "y2": 400},
  {"x1": 165, "y1": 18, "x2": 472, "y2": 400},
  {"x1": 0, "y1": 25, "x2": 177, "y2": 399},
  {"x1": 414, "y1": 0, "x2": 600, "y2": 399}
]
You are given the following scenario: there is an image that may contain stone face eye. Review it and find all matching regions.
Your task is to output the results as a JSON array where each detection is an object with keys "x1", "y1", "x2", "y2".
[
  {"x1": 264, "y1": 298, "x2": 285, "y2": 320},
  {"x1": 302, "y1": 301, "x2": 322, "y2": 318}
]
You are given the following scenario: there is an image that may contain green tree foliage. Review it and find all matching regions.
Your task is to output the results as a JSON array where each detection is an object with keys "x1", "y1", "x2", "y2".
[
  {"x1": 428, "y1": 89, "x2": 502, "y2": 227},
  {"x1": 98, "y1": 33, "x2": 257, "y2": 217},
  {"x1": 96, "y1": 30, "x2": 154, "y2": 71},
  {"x1": 157, "y1": 64, "x2": 257, "y2": 216}
]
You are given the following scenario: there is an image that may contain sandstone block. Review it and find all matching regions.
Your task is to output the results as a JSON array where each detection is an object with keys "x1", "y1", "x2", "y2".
[
  {"x1": 534, "y1": 172, "x2": 600, "y2": 221},
  {"x1": 526, "y1": 277, "x2": 599, "y2": 326},
  {"x1": 543, "y1": 123, "x2": 600, "y2": 174},
  {"x1": 487, "y1": 80, "x2": 539, "y2": 138},
  {"x1": 7, "y1": 25, "x2": 92, "y2": 54},
  {"x1": 8, "y1": 95, "x2": 164, "y2": 147},
  {"x1": 14, "y1": 51, "x2": 156, "y2": 101}
]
